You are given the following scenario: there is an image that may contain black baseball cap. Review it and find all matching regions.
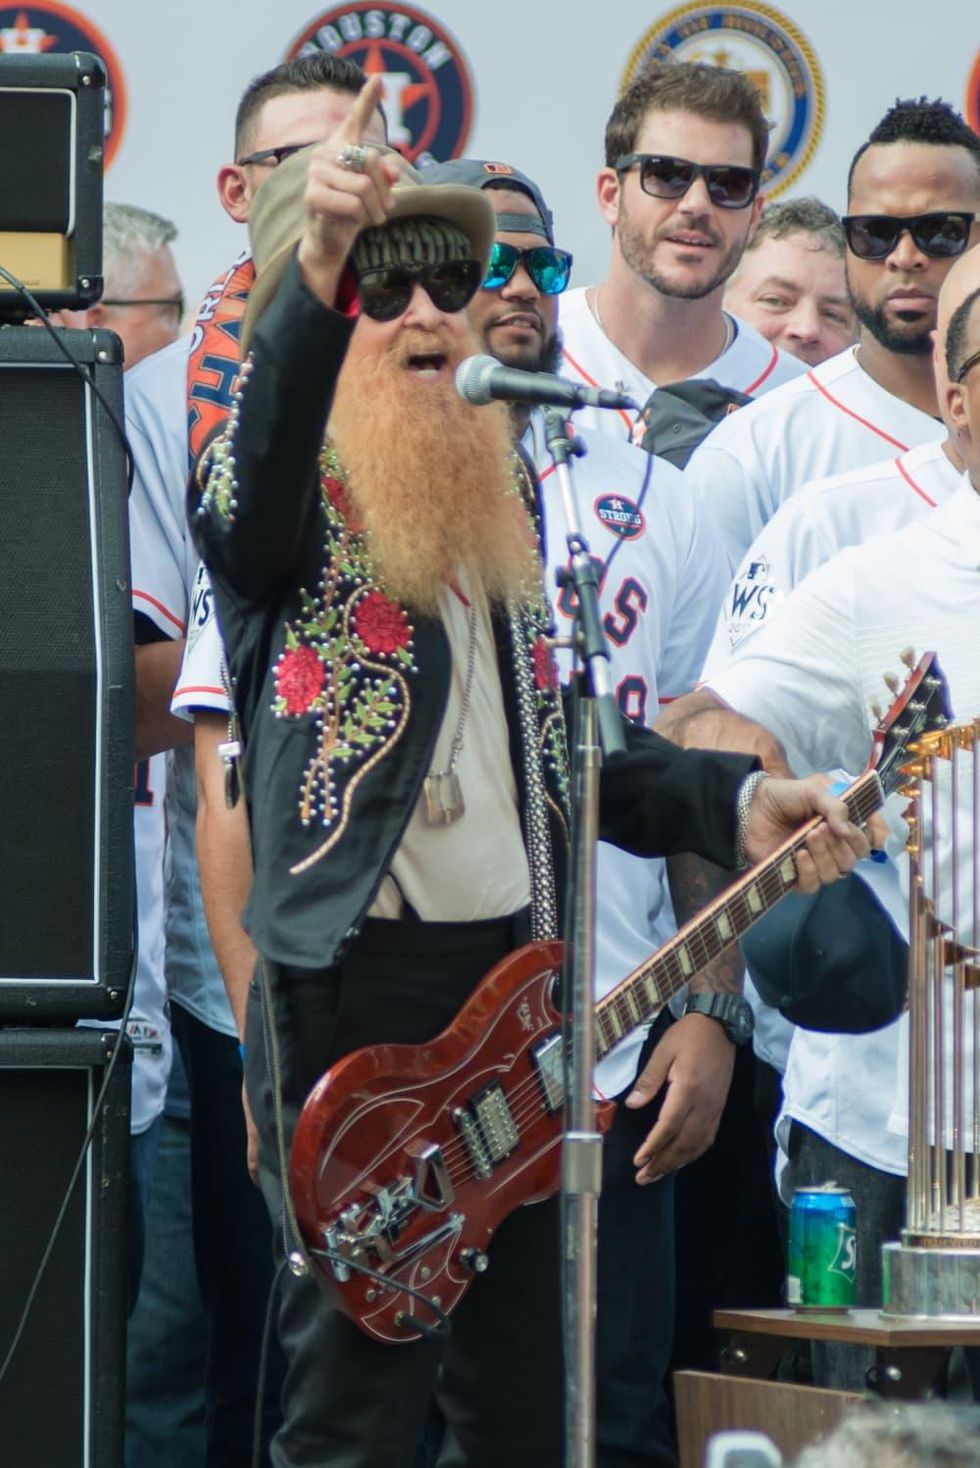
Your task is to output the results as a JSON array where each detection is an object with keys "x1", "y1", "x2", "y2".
[
  {"x1": 740, "y1": 871, "x2": 908, "y2": 1034},
  {"x1": 419, "y1": 158, "x2": 555, "y2": 244}
]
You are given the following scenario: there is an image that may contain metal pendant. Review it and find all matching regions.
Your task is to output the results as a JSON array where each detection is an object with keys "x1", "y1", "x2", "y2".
[{"x1": 424, "y1": 770, "x2": 465, "y2": 826}]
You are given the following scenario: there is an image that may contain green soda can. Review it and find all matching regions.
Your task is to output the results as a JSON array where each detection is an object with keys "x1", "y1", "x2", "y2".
[{"x1": 787, "y1": 1183, "x2": 857, "y2": 1310}]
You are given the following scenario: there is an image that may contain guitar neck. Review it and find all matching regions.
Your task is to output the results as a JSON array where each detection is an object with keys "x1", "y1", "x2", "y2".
[{"x1": 594, "y1": 770, "x2": 884, "y2": 1060}]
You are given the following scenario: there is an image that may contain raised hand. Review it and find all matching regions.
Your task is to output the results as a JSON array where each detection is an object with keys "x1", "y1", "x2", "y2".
[
  {"x1": 297, "y1": 75, "x2": 403, "y2": 303},
  {"x1": 744, "y1": 771, "x2": 884, "y2": 888}
]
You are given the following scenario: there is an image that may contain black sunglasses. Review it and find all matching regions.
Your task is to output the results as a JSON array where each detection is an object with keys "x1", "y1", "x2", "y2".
[
  {"x1": 236, "y1": 142, "x2": 315, "y2": 168},
  {"x1": 956, "y1": 347, "x2": 980, "y2": 385},
  {"x1": 483, "y1": 241, "x2": 573, "y2": 295},
  {"x1": 842, "y1": 211, "x2": 979, "y2": 261},
  {"x1": 356, "y1": 258, "x2": 482, "y2": 321},
  {"x1": 615, "y1": 152, "x2": 760, "y2": 210}
]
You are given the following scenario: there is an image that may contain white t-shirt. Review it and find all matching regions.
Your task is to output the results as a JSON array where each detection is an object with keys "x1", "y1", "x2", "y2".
[
  {"x1": 701, "y1": 439, "x2": 962, "y2": 1078},
  {"x1": 706, "y1": 477, "x2": 980, "y2": 1178},
  {"x1": 685, "y1": 347, "x2": 944, "y2": 568},
  {"x1": 127, "y1": 334, "x2": 237, "y2": 1038},
  {"x1": 176, "y1": 414, "x2": 730, "y2": 1096},
  {"x1": 558, "y1": 286, "x2": 805, "y2": 442}
]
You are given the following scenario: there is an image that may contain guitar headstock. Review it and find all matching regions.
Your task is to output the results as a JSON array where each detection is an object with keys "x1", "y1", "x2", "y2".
[{"x1": 870, "y1": 650, "x2": 952, "y2": 795}]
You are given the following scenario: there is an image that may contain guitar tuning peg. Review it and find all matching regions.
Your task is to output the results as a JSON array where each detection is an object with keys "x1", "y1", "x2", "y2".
[
  {"x1": 899, "y1": 647, "x2": 916, "y2": 668},
  {"x1": 883, "y1": 672, "x2": 901, "y2": 694},
  {"x1": 870, "y1": 700, "x2": 884, "y2": 722}
]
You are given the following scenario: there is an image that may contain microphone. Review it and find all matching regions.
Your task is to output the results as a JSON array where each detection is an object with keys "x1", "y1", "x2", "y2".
[{"x1": 455, "y1": 355, "x2": 638, "y2": 413}]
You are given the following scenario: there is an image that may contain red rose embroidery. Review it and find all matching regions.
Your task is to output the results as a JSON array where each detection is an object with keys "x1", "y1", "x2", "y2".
[
  {"x1": 323, "y1": 475, "x2": 354, "y2": 522},
  {"x1": 534, "y1": 635, "x2": 557, "y2": 691},
  {"x1": 276, "y1": 645, "x2": 325, "y2": 715},
  {"x1": 353, "y1": 590, "x2": 411, "y2": 655}
]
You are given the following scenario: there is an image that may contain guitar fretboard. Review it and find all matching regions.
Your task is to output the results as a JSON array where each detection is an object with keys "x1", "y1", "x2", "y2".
[{"x1": 594, "y1": 771, "x2": 884, "y2": 1059}]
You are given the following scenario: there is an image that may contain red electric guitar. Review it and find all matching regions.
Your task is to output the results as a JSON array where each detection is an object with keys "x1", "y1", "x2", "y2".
[{"x1": 290, "y1": 653, "x2": 950, "y2": 1343}]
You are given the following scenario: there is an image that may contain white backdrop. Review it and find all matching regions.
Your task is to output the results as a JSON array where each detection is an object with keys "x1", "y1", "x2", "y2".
[{"x1": 8, "y1": 1, "x2": 978, "y2": 314}]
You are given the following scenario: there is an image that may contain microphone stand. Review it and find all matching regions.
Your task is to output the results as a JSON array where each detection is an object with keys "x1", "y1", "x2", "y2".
[{"x1": 540, "y1": 406, "x2": 626, "y2": 1468}]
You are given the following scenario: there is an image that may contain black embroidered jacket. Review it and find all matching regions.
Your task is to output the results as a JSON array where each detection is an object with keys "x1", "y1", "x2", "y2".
[{"x1": 188, "y1": 254, "x2": 755, "y2": 971}]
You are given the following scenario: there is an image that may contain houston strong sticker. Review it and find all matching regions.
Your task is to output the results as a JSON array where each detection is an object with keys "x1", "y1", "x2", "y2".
[{"x1": 286, "y1": 3, "x2": 474, "y2": 165}]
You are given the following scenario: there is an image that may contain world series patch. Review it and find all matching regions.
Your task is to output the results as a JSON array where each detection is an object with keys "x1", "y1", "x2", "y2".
[
  {"x1": 0, "y1": 1, "x2": 127, "y2": 165},
  {"x1": 286, "y1": 3, "x2": 474, "y2": 165},
  {"x1": 595, "y1": 494, "x2": 646, "y2": 540},
  {"x1": 621, "y1": 2, "x2": 825, "y2": 197}
]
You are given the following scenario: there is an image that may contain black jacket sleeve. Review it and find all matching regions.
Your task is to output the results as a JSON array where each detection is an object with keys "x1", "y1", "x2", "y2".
[
  {"x1": 188, "y1": 252, "x2": 356, "y2": 604},
  {"x1": 598, "y1": 715, "x2": 756, "y2": 870}
]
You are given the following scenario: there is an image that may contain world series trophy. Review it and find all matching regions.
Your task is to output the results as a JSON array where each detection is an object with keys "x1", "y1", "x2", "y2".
[{"x1": 883, "y1": 719, "x2": 980, "y2": 1318}]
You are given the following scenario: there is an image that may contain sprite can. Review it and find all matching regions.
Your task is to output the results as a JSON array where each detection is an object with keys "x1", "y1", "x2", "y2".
[{"x1": 787, "y1": 1183, "x2": 857, "y2": 1310}]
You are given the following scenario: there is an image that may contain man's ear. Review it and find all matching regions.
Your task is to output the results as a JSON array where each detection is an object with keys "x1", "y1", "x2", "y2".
[
  {"x1": 597, "y1": 167, "x2": 621, "y2": 229},
  {"x1": 946, "y1": 380, "x2": 968, "y2": 439},
  {"x1": 217, "y1": 164, "x2": 251, "y2": 224},
  {"x1": 744, "y1": 190, "x2": 765, "y2": 245}
]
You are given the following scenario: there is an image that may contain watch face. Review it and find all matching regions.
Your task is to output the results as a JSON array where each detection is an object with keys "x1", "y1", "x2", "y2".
[{"x1": 730, "y1": 1005, "x2": 754, "y2": 1045}]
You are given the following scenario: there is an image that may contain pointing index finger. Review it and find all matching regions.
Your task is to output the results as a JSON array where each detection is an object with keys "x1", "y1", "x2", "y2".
[{"x1": 338, "y1": 74, "x2": 385, "y2": 146}]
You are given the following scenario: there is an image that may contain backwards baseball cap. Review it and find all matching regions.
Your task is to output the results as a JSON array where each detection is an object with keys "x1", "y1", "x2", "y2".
[
  {"x1": 240, "y1": 143, "x2": 496, "y2": 356},
  {"x1": 419, "y1": 158, "x2": 555, "y2": 244}
]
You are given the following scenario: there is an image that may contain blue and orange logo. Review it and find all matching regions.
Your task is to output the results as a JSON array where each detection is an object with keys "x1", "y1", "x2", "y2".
[
  {"x1": 595, "y1": 494, "x2": 646, "y2": 540},
  {"x1": 622, "y1": 3, "x2": 825, "y2": 197},
  {"x1": 0, "y1": 3, "x2": 127, "y2": 166},
  {"x1": 287, "y1": 3, "x2": 474, "y2": 165}
]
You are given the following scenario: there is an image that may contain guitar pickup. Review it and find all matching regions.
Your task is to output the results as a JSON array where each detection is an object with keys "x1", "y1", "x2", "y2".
[
  {"x1": 453, "y1": 1081, "x2": 520, "y2": 1176},
  {"x1": 531, "y1": 1033, "x2": 564, "y2": 1113}
]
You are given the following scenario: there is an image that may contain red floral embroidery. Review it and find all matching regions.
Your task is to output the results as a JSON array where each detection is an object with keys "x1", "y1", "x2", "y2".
[
  {"x1": 276, "y1": 645, "x2": 325, "y2": 715},
  {"x1": 533, "y1": 634, "x2": 558, "y2": 691},
  {"x1": 353, "y1": 590, "x2": 411, "y2": 655},
  {"x1": 323, "y1": 475, "x2": 354, "y2": 520}
]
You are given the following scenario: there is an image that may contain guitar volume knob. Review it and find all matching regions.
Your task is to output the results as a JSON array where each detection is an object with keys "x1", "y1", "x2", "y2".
[{"x1": 461, "y1": 1248, "x2": 489, "y2": 1274}]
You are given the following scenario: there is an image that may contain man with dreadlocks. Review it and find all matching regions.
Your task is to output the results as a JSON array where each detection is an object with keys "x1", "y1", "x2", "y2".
[{"x1": 189, "y1": 77, "x2": 872, "y2": 1467}]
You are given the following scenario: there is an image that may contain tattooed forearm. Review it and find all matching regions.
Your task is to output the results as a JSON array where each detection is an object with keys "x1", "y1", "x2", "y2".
[{"x1": 666, "y1": 851, "x2": 744, "y2": 996}]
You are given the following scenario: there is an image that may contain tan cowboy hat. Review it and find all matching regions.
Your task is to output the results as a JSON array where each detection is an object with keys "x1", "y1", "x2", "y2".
[{"x1": 239, "y1": 144, "x2": 496, "y2": 357}]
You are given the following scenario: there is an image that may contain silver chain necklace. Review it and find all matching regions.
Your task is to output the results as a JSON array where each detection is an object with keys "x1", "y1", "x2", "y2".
[{"x1": 423, "y1": 598, "x2": 478, "y2": 825}]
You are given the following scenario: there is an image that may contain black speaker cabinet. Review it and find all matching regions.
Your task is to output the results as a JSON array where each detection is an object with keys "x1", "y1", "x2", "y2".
[
  {"x1": 0, "y1": 325, "x2": 134, "y2": 1020},
  {"x1": 0, "y1": 1027, "x2": 130, "y2": 1468},
  {"x1": 0, "y1": 50, "x2": 105, "y2": 312}
]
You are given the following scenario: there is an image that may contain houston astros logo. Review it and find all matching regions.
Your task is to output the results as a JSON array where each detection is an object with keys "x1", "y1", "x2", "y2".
[
  {"x1": 595, "y1": 495, "x2": 646, "y2": 540},
  {"x1": 622, "y1": 2, "x2": 825, "y2": 197},
  {"x1": 287, "y1": 3, "x2": 474, "y2": 165},
  {"x1": 967, "y1": 51, "x2": 980, "y2": 134},
  {"x1": 0, "y1": 3, "x2": 127, "y2": 166}
]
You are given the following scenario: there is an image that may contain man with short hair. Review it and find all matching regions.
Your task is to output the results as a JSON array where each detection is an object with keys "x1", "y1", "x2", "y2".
[
  {"x1": 189, "y1": 80, "x2": 870, "y2": 1467},
  {"x1": 560, "y1": 60, "x2": 805, "y2": 442},
  {"x1": 684, "y1": 97, "x2": 980, "y2": 568},
  {"x1": 125, "y1": 51, "x2": 386, "y2": 1467},
  {"x1": 58, "y1": 201, "x2": 183, "y2": 366},
  {"x1": 723, "y1": 197, "x2": 855, "y2": 366}
]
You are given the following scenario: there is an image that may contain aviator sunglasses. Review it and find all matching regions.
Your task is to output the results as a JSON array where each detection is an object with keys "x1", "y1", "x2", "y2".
[
  {"x1": 614, "y1": 153, "x2": 760, "y2": 209},
  {"x1": 355, "y1": 258, "x2": 482, "y2": 321},
  {"x1": 483, "y1": 241, "x2": 574, "y2": 295},
  {"x1": 841, "y1": 211, "x2": 979, "y2": 260}
]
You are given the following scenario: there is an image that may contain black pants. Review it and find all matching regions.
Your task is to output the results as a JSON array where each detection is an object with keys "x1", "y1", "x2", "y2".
[{"x1": 245, "y1": 911, "x2": 564, "y2": 1468}]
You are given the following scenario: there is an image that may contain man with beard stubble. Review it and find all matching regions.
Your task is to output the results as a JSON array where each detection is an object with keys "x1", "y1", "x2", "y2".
[
  {"x1": 560, "y1": 60, "x2": 805, "y2": 443},
  {"x1": 188, "y1": 80, "x2": 872, "y2": 1467},
  {"x1": 682, "y1": 97, "x2": 980, "y2": 569}
]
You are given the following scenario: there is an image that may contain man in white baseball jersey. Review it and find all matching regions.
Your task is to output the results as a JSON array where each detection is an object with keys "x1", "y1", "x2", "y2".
[
  {"x1": 560, "y1": 60, "x2": 805, "y2": 444},
  {"x1": 126, "y1": 54, "x2": 386, "y2": 1466},
  {"x1": 723, "y1": 197, "x2": 855, "y2": 368},
  {"x1": 684, "y1": 98, "x2": 980, "y2": 568}
]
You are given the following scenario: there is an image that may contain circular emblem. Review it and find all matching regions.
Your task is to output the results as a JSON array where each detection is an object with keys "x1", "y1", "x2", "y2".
[
  {"x1": 595, "y1": 494, "x2": 646, "y2": 540},
  {"x1": 286, "y1": 3, "x2": 474, "y2": 165},
  {"x1": 0, "y1": 2, "x2": 127, "y2": 167},
  {"x1": 967, "y1": 51, "x2": 980, "y2": 134},
  {"x1": 621, "y1": 2, "x2": 825, "y2": 197}
]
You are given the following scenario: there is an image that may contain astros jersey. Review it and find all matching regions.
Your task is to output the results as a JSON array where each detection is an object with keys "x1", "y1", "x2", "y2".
[
  {"x1": 558, "y1": 286, "x2": 805, "y2": 442},
  {"x1": 127, "y1": 334, "x2": 237, "y2": 1039},
  {"x1": 175, "y1": 413, "x2": 731, "y2": 1097},
  {"x1": 685, "y1": 346, "x2": 944, "y2": 568}
]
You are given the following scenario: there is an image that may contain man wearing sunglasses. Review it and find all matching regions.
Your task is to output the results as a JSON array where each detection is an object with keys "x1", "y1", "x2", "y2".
[
  {"x1": 683, "y1": 97, "x2": 980, "y2": 570},
  {"x1": 421, "y1": 154, "x2": 741, "y2": 1465},
  {"x1": 560, "y1": 60, "x2": 805, "y2": 444},
  {"x1": 188, "y1": 78, "x2": 871, "y2": 1468},
  {"x1": 122, "y1": 51, "x2": 387, "y2": 1468}
]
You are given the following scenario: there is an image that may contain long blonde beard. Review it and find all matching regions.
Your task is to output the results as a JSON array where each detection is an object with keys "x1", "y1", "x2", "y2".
[{"x1": 327, "y1": 328, "x2": 540, "y2": 617}]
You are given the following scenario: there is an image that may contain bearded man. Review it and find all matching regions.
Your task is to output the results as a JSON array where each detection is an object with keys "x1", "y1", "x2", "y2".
[{"x1": 189, "y1": 78, "x2": 872, "y2": 1468}]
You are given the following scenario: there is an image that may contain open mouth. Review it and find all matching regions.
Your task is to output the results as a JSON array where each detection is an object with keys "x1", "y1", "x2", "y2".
[
  {"x1": 404, "y1": 350, "x2": 449, "y2": 377},
  {"x1": 664, "y1": 231, "x2": 714, "y2": 250}
]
